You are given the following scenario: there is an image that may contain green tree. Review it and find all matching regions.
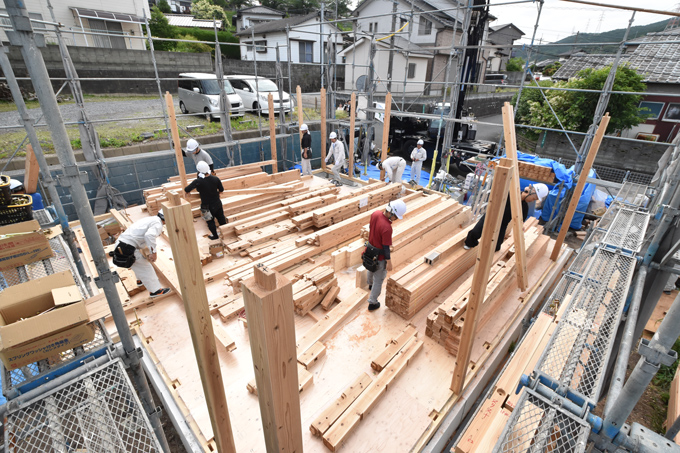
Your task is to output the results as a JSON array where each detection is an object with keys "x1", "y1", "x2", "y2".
[
  {"x1": 175, "y1": 34, "x2": 214, "y2": 53},
  {"x1": 147, "y1": 6, "x2": 177, "y2": 51},
  {"x1": 542, "y1": 62, "x2": 562, "y2": 77},
  {"x1": 518, "y1": 65, "x2": 646, "y2": 133},
  {"x1": 157, "y1": 0, "x2": 172, "y2": 13},
  {"x1": 192, "y1": 0, "x2": 227, "y2": 22},
  {"x1": 506, "y1": 57, "x2": 525, "y2": 72}
]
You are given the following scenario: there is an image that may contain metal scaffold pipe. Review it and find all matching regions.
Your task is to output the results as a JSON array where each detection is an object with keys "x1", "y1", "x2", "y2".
[{"x1": 3, "y1": 2, "x2": 170, "y2": 450}]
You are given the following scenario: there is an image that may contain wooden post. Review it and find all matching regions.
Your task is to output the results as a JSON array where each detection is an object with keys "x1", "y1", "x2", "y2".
[
  {"x1": 241, "y1": 264, "x2": 303, "y2": 453},
  {"x1": 451, "y1": 159, "x2": 513, "y2": 394},
  {"x1": 349, "y1": 91, "x2": 356, "y2": 178},
  {"x1": 501, "y1": 102, "x2": 528, "y2": 291},
  {"x1": 24, "y1": 144, "x2": 39, "y2": 193},
  {"x1": 268, "y1": 93, "x2": 278, "y2": 173},
  {"x1": 380, "y1": 92, "x2": 392, "y2": 181},
  {"x1": 321, "y1": 87, "x2": 327, "y2": 171},
  {"x1": 162, "y1": 195, "x2": 236, "y2": 453},
  {"x1": 296, "y1": 85, "x2": 304, "y2": 127},
  {"x1": 164, "y1": 91, "x2": 188, "y2": 191},
  {"x1": 550, "y1": 113, "x2": 610, "y2": 260}
]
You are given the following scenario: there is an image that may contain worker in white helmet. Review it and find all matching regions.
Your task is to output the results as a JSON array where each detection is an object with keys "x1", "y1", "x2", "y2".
[
  {"x1": 184, "y1": 161, "x2": 226, "y2": 240},
  {"x1": 410, "y1": 140, "x2": 427, "y2": 185},
  {"x1": 113, "y1": 211, "x2": 171, "y2": 299},
  {"x1": 182, "y1": 139, "x2": 214, "y2": 173},
  {"x1": 378, "y1": 156, "x2": 406, "y2": 184},
  {"x1": 300, "y1": 124, "x2": 312, "y2": 176},
  {"x1": 325, "y1": 131, "x2": 346, "y2": 185},
  {"x1": 362, "y1": 199, "x2": 407, "y2": 311}
]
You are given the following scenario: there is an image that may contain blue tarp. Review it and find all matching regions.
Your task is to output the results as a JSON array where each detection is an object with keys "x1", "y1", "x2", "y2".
[{"x1": 540, "y1": 168, "x2": 597, "y2": 230}]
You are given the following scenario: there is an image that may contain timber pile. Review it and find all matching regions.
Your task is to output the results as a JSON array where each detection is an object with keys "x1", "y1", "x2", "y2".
[
  {"x1": 668, "y1": 363, "x2": 680, "y2": 444},
  {"x1": 489, "y1": 160, "x2": 556, "y2": 184},
  {"x1": 291, "y1": 265, "x2": 338, "y2": 315}
]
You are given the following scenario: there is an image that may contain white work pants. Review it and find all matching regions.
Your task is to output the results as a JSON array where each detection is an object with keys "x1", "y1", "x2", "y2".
[
  {"x1": 367, "y1": 260, "x2": 387, "y2": 305},
  {"x1": 411, "y1": 160, "x2": 423, "y2": 183},
  {"x1": 131, "y1": 250, "x2": 161, "y2": 293},
  {"x1": 331, "y1": 158, "x2": 345, "y2": 180},
  {"x1": 387, "y1": 159, "x2": 406, "y2": 184},
  {"x1": 301, "y1": 158, "x2": 312, "y2": 176}
]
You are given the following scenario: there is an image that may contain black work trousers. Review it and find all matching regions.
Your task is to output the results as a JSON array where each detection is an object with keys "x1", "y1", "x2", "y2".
[{"x1": 205, "y1": 201, "x2": 227, "y2": 237}]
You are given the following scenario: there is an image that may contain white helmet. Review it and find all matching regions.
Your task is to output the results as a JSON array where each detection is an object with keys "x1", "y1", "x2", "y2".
[
  {"x1": 300, "y1": 123, "x2": 308, "y2": 131},
  {"x1": 417, "y1": 140, "x2": 424, "y2": 145},
  {"x1": 386, "y1": 199, "x2": 407, "y2": 219},
  {"x1": 533, "y1": 183, "x2": 549, "y2": 202},
  {"x1": 196, "y1": 161, "x2": 211, "y2": 175},
  {"x1": 187, "y1": 139, "x2": 199, "y2": 152},
  {"x1": 329, "y1": 132, "x2": 337, "y2": 139}
]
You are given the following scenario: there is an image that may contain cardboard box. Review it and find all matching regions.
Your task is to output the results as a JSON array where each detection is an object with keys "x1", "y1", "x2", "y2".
[
  {"x1": 0, "y1": 271, "x2": 92, "y2": 369},
  {"x1": 0, "y1": 220, "x2": 53, "y2": 271},
  {"x1": 209, "y1": 240, "x2": 224, "y2": 259}
]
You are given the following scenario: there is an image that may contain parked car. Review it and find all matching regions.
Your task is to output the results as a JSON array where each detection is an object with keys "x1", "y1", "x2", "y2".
[
  {"x1": 225, "y1": 75, "x2": 294, "y2": 115},
  {"x1": 178, "y1": 73, "x2": 245, "y2": 121},
  {"x1": 484, "y1": 73, "x2": 508, "y2": 85}
]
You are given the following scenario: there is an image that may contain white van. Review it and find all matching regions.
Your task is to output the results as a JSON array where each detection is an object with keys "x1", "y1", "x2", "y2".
[
  {"x1": 178, "y1": 73, "x2": 245, "y2": 121},
  {"x1": 225, "y1": 75, "x2": 293, "y2": 115}
]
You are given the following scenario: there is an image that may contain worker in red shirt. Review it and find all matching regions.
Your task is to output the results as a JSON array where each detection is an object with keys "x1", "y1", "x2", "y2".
[{"x1": 362, "y1": 199, "x2": 407, "y2": 311}]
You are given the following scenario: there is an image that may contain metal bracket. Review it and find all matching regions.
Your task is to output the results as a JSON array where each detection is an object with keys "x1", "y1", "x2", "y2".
[
  {"x1": 94, "y1": 270, "x2": 120, "y2": 288},
  {"x1": 148, "y1": 405, "x2": 163, "y2": 418},
  {"x1": 125, "y1": 347, "x2": 144, "y2": 362},
  {"x1": 658, "y1": 205, "x2": 680, "y2": 219},
  {"x1": 638, "y1": 338, "x2": 677, "y2": 367},
  {"x1": 57, "y1": 164, "x2": 89, "y2": 188}
]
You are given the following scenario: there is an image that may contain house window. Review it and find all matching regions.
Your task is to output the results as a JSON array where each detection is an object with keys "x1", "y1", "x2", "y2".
[
  {"x1": 369, "y1": 22, "x2": 378, "y2": 33},
  {"x1": 639, "y1": 101, "x2": 664, "y2": 120},
  {"x1": 407, "y1": 63, "x2": 416, "y2": 79},
  {"x1": 400, "y1": 17, "x2": 408, "y2": 29},
  {"x1": 418, "y1": 17, "x2": 432, "y2": 35},
  {"x1": 664, "y1": 103, "x2": 680, "y2": 122},
  {"x1": 0, "y1": 9, "x2": 42, "y2": 26},
  {"x1": 299, "y1": 41, "x2": 313, "y2": 63},
  {"x1": 255, "y1": 40, "x2": 266, "y2": 53}
]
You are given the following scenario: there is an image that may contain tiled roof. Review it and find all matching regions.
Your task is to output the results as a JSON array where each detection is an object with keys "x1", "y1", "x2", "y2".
[{"x1": 235, "y1": 12, "x2": 318, "y2": 36}]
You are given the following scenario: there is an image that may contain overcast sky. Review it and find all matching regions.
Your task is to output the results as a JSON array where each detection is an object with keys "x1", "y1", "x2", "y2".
[{"x1": 489, "y1": 0, "x2": 680, "y2": 44}]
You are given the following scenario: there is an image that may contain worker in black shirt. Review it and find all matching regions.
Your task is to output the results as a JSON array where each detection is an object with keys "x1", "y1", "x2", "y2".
[
  {"x1": 300, "y1": 123, "x2": 312, "y2": 176},
  {"x1": 184, "y1": 161, "x2": 227, "y2": 240}
]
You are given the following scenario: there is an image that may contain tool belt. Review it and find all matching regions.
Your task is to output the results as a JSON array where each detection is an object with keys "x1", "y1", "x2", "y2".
[
  {"x1": 302, "y1": 147, "x2": 312, "y2": 159},
  {"x1": 200, "y1": 204, "x2": 213, "y2": 221},
  {"x1": 362, "y1": 242, "x2": 382, "y2": 272},
  {"x1": 112, "y1": 241, "x2": 136, "y2": 268}
]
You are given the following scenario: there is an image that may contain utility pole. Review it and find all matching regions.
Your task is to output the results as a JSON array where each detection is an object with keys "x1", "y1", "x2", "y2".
[
  {"x1": 4, "y1": 2, "x2": 169, "y2": 450},
  {"x1": 386, "y1": 0, "x2": 398, "y2": 92},
  {"x1": 213, "y1": 21, "x2": 234, "y2": 166}
]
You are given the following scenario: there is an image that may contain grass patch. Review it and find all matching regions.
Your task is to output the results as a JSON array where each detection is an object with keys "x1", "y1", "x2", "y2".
[
  {"x1": 649, "y1": 338, "x2": 680, "y2": 433},
  {"x1": 0, "y1": 94, "x2": 158, "y2": 114}
]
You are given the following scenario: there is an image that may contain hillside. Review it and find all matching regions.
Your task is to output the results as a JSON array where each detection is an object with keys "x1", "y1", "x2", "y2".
[{"x1": 515, "y1": 18, "x2": 673, "y2": 62}]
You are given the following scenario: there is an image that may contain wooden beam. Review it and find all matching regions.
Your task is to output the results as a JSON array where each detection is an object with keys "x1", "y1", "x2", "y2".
[
  {"x1": 268, "y1": 93, "x2": 278, "y2": 173},
  {"x1": 241, "y1": 264, "x2": 303, "y2": 453},
  {"x1": 501, "y1": 102, "x2": 528, "y2": 291},
  {"x1": 349, "y1": 91, "x2": 356, "y2": 175},
  {"x1": 321, "y1": 87, "x2": 327, "y2": 171},
  {"x1": 161, "y1": 196, "x2": 236, "y2": 453},
  {"x1": 309, "y1": 372, "x2": 372, "y2": 437},
  {"x1": 24, "y1": 144, "x2": 39, "y2": 193},
  {"x1": 371, "y1": 325, "x2": 417, "y2": 371},
  {"x1": 296, "y1": 85, "x2": 304, "y2": 128},
  {"x1": 550, "y1": 113, "x2": 610, "y2": 260},
  {"x1": 380, "y1": 92, "x2": 392, "y2": 181},
  {"x1": 451, "y1": 161, "x2": 513, "y2": 394},
  {"x1": 164, "y1": 91, "x2": 187, "y2": 191}
]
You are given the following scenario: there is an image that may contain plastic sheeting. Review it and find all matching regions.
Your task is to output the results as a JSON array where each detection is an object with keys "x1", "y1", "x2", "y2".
[{"x1": 540, "y1": 168, "x2": 597, "y2": 230}]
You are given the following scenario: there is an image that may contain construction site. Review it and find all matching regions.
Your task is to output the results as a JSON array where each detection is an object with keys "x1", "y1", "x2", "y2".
[{"x1": 1, "y1": 0, "x2": 680, "y2": 451}]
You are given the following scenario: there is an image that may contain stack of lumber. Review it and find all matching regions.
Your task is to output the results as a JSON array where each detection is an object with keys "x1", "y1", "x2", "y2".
[
  {"x1": 426, "y1": 223, "x2": 549, "y2": 356},
  {"x1": 310, "y1": 325, "x2": 423, "y2": 451},
  {"x1": 291, "y1": 265, "x2": 338, "y2": 315},
  {"x1": 225, "y1": 244, "x2": 319, "y2": 289},
  {"x1": 667, "y1": 363, "x2": 680, "y2": 444},
  {"x1": 489, "y1": 160, "x2": 556, "y2": 184}
]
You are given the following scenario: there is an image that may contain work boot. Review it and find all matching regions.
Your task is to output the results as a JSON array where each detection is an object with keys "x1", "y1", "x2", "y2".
[
  {"x1": 150, "y1": 288, "x2": 171, "y2": 298},
  {"x1": 208, "y1": 234, "x2": 219, "y2": 240},
  {"x1": 368, "y1": 302, "x2": 380, "y2": 311},
  {"x1": 137, "y1": 280, "x2": 143, "y2": 287}
]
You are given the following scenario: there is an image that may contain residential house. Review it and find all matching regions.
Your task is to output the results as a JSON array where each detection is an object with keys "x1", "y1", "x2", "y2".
[
  {"x1": 0, "y1": 0, "x2": 149, "y2": 50},
  {"x1": 552, "y1": 28, "x2": 680, "y2": 142},
  {"x1": 166, "y1": 14, "x2": 223, "y2": 30},
  {"x1": 235, "y1": 12, "x2": 343, "y2": 63},
  {"x1": 232, "y1": 6, "x2": 285, "y2": 32},
  {"x1": 482, "y1": 23, "x2": 524, "y2": 73}
]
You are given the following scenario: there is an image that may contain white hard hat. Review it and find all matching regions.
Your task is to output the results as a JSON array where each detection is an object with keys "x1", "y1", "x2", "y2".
[
  {"x1": 329, "y1": 132, "x2": 337, "y2": 139},
  {"x1": 196, "y1": 161, "x2": 211, "y2": 175},
  {"x1": 300, "y1": 123, "x2": 308, "y2": 131},
  {"x1": 386, "y1": 199, "x2": 407, "y2": 219},
  {"x1": 533, "y1": 183, "x2": 549, "y2": 202},
  {"x1": 417, "y1": 140, "x2": 424, "y2": 145},
  {"x1": 187, "y1": 139, "x2": 199, "y2": 152},
  {"x1": 157, "y1": 209, "x2": 165, "y2": 222}
]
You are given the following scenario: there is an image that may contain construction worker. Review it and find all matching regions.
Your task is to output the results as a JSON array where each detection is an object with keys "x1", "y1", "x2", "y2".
[
  {"x1": 464, "y1": 183, "x2": 548, "y2": 251},
  {"x1": 363, "y1": 199, "x2": 407, "y2": 311},
  {"x1": 113, "y1": 212, "x2": 171, "y2": 299},
  {"x1": 410, "y1": 140, "x2": 427, "y2": 185},
  {"x1": 326, "y1": 131, "x2": 346, "y2": 185},
  {"x1": 182, "y1": 139, "x2": 214, "y2": 172},
  {"x1": 300, "y1": 123, "x2": 313, "y2": 176},
  {"x1": 378, "y1": 156, "x2": 406, "y2": 184},
  {"x1": 184, "y1": 161, "x2": 226, "y2": 240}
]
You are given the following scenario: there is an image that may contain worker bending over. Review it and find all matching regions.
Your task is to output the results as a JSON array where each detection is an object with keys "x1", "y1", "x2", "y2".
[
  {"x1": 113, "y1": 212, "x2": 171, "y2": 299},
  {"x1": 184, "y1": 161, "x2": 227, "y2": 240},
  {"x1": 464, "y1": 183, "x2": 548, "y2": 251},
  {"x1": 300, "y1": 124, "x2": 312, "y2": 176},
  {"x1": 410, "y1": 140, "x2": 427, "y2": 184},
  {"x1": 326, "y1": 131, "x2": 346, "y2": 185},
  {"x1": 362, "y1": 200, "x2": 407, "y2": 311},
  {"x1": 182, "y1": 139, "x2": 214, "y2": 173},
  {"x1": 379, "y1": 156, "x2": 406, "y2": 184}
]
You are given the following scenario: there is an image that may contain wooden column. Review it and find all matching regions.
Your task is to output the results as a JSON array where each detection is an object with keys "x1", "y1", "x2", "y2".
[
  {"x1": 501, "y1": 102, "x2": 528, "y2": 291},
  {"x1": 380, "y1": 92, "x2": 392, "y2": 181},
  {"x1": 550, "y1": 113, "x2": 610, "y2": 260},
  {"x1": 451, "y1": 159, "x2": 513, "y2": 394},
  {"x1": 162, "y1": 193, "x2": 236, "y2": 453},
  {"x1": 321, "y1": 87, "x2": 327, "y2": 171},
  {"x1": 242, "y1": 264, "x2": 303, "y2": 453},
  {"x1": 268, "y1": 94, "x2": 278, "y2": 173},
  {"x1": 164, "y1": 92, "x2": 188, "y2": 190},
  {"x1": 349, "y1": 91, "x2": 356, "y2": 177},
  {"x1": 296, "y1": 85, "x2": 304, "y2": 127},
  {"x1": 24, "y1": 144, "x2": 39, "y2": 193}
]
